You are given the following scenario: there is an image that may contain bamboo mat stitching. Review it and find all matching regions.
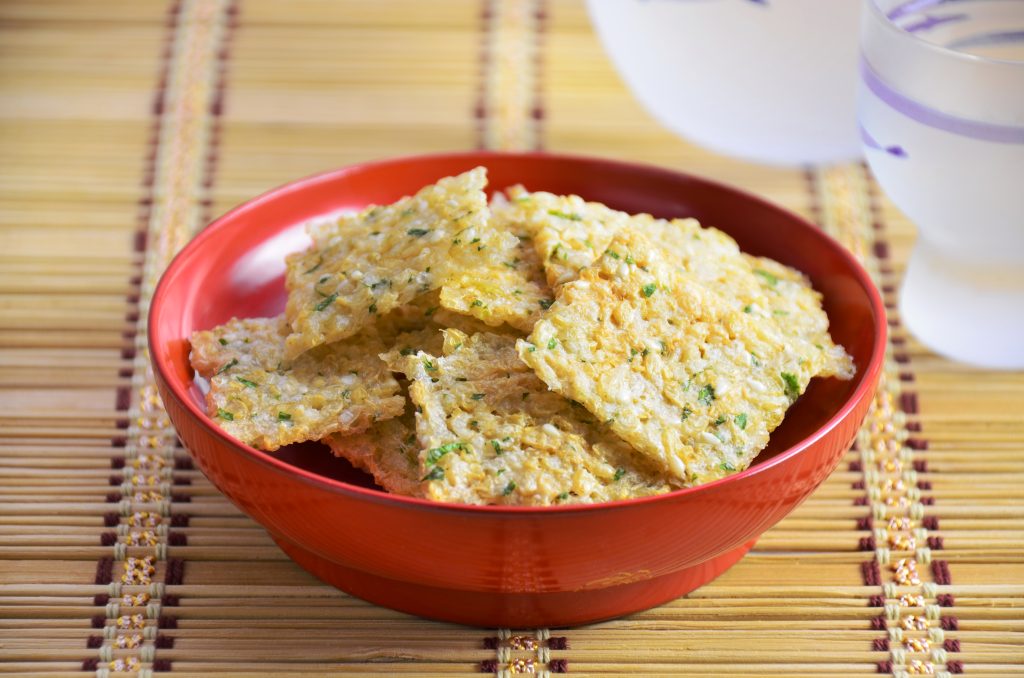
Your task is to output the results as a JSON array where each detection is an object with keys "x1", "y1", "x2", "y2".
[
  {"x1": 85, "y1": 1, "x2": 238, "y2": 674},
  {"x1": 478, "y1": 0, "x2": 546, "y2": 154},
  {"x1": 813, "y1": 165, "x2": 960, "y2": 678}
]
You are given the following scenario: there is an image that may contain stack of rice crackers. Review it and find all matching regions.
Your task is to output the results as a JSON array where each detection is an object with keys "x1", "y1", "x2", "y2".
[{"x1": 190, "y1": 168, "x2": 853, "y2": 506}]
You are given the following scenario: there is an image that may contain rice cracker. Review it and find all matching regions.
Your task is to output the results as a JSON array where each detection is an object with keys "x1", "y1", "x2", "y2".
[
  {"x1": 190, "y1": 316, "x2": 404, "y2": 451},
  {"x1": 518, "y1": 229, "x2": 853, "y2": 486},
  {"x1": 325, "y1": 413, "x2": 421, "y2": 497},
  {"x1": 283, "y1": 167, "x2": 517, "y2": 358},
  {"x1": 438, "y1": 193, "x2": 553, "y2": 332},
  {"x1": 511, "y1": 187, "x2": 852, "y2": 378},
  {"x1": 506, "y1": 186, "x2": 631, "y2": 288},
  {"x1": 399, "y1": 330, "x2": 672, "y2": 505}
]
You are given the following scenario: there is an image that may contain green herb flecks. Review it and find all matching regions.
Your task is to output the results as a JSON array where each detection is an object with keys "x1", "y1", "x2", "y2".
[
  {"x1": 407, "y1": 228, "x2": 429, "y2": 238},
  {"x1": 277, "y1": 412, "x2": 291, "y2": 421},
  {"x1": 735, "y1": 413, "x2": 748, "y2": 429},
  {"x1": 720, "y1": 461, "x2": 736, "y2": 472},
  {"x1": 216, "y1": 358, "x2": 238, "y2": 375},
  {"x1": 613, "y1": 468, "x2": 626, "y2": 482},
  {"x1": 547, "y1": 209, "x2": 582, "y2": 221},
  {"x1": 714, "y1": 415, "x2": 727, "y2": 425},
  {"x1": 605, "y1": 250, "x2": 621, "y2": 260},
  {"x1": 314, "y1": 293, "x2": 337, "y2": 312},
  {"x1": 304, "y1": 257, "x2": 323, "y2": 275},
  {"x1": 422, "y1": 358, "x2": 437, "y2": 372},
  {"x1": 218, "y1": 338, "x2": 228, "y2": 346},
  {"x1": 754, "y1": 269, "x2": 779, "y2": 286},
  {"x1": 547, "y1": 338, "x2": 558, "y2": 350},
  {"x1": 680, "y1": 406, "x2": 693, "y2": 421},
  {"x1": 743, "y1": 304, "x2": 754, "y2": 313},
  {"x1": 538, "y1": 299, "x2": 553, "y2": 310},
  {"x1": 491, "y1": 440, "x2": 502, "y2": 455},
  {"x1": 781, "y1": 372, "x2": 800, "y2": 401},
  {"x1": 502, "y1": 481, "x2": 517, "y2": 496},
  {"x1": 556, "y1": 492, "x2": 569, "y2": 502},
  {"x1": 216, "y1": 408, "x2": 234, "y2": 421},
  {"x1": 470, "y1": 393, "x2": 485, "y2": 400},
  {"x1": 698, "y1": 384, "x2": 716, "y2": 406},
  {"x1": 641, "y1": 283, "x2": 657, "y2": 298},
  {"x1": 236, "y1": 377, "x2": 258, "y2": 388},
  {"x1": 422, "y1": 466, "x2": 445, "y2": 481},
  {"x1": 425, "y1": 442, "x2": 466, "y2": 466},
  {"x1": 471, "y1": 299, "x2": 485, "y2": 308}
]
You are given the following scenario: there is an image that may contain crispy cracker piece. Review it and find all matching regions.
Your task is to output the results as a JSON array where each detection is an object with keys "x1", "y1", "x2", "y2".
[
  {"x1": 189, "y1": 316, "x2": 404, "y2": 451},
  {"x1": 518, "y1": 229, "x2": 848, "y2": 486},
  {"x1": 325, "y1": 412, "x2": 422, "y2": 497},
  {"x1": 439, "y1": 194, "x2": 554, "y2": 332},
  {"x1": 376, "y1": 291, "x2": 515, "y2": 373},
  {"x1": 399, "y1": 330, "x2": 672, "y2": 506},
  {"x1": 509, "y1": 189, "x2": 851, "y2": 378},
  {"x1": 507, "y1": 186, "x2": 632, "y2": 288},
  {"x1": 380, "y1": 326, "x2": 447, "y2": 373},
  {"x1": 636, "y1": 217, "x2": 854, "y2": 379},
  {"x1": 283, "y1": 167, "x2": 517, "y2": 358},
  {"x1": 374, "y1": 291, "x2": 443, "y2": 345},
  {"x1": 740, "y1": 255, "x2": 854, "y2": 379}
]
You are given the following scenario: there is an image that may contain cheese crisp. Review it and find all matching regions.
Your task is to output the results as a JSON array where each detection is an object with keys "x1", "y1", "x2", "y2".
[
  {"x1": 326, "y1": 413, "x2": 421, "y2": 497},
  {"x1": 190, "y1": 316, "x2": 404, "y2": 451},
  {"x1": 518, "y1": 229, "x2": 849, "y2": 486},
  {"x1": 283, "y1": 167, "x2": 517, "y2": 358},
  {"x1": 400, "y1": 330, "x2": 672, "y2": 505},
  {"x1": 439, "y1": 194, "x2": 553, "y2": 332}
]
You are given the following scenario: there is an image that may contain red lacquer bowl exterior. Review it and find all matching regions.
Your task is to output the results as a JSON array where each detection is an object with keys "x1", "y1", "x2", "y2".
[{"x1": 150, "y1": 152, "x2": 886, "y2": 627}]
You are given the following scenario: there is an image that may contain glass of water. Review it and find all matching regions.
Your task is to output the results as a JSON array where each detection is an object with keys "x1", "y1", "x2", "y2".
[
  {"x1": 586, "y1": 0, "x2": 863, "y2": 166},
  {"x1": 859, "y1": 0, "x2": 1024, "y2": 368}
]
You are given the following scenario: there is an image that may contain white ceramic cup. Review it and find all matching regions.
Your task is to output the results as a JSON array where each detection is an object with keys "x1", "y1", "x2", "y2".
[{"x1": 586, "y1": 0, "x2": 864, "y2": 166}]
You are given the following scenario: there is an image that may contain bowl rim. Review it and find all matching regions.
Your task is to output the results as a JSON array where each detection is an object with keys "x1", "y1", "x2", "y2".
[{"x1": 149, "y1": 150, "x2": 887, "y2": 516}]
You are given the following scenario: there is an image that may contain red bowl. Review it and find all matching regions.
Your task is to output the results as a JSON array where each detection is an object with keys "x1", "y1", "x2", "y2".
[{"x1": 150, "y1": 152, "x2": 886, "y2": 627}]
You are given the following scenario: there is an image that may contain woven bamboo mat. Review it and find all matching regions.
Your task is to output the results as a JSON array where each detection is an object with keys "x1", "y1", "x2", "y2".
[{"x1": 2, "y1": 1, "x2": 1022, "y2": 676}]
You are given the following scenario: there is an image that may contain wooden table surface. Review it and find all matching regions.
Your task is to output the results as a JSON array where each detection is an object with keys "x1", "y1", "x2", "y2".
[{"x1": 1, "y1": 1, "x2": 1022, "y2": 676}]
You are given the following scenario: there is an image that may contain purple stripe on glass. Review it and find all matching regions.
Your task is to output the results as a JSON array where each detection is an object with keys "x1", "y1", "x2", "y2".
[
  {"x1": 860, "y1": 124, "x2": 909, "y2": 158},
  {"x1": 947, "y1": 29, "x2": 1024, "y2": 51},
  {"x1": 860, "y1": 58, "x2": 1024, "y2": 144},
  {"x1": 903, "y1": 12, "x2": 968, "y2": 32},
  {"x1": 887, "y1": 0, "x2": 973, "y2": 21}
]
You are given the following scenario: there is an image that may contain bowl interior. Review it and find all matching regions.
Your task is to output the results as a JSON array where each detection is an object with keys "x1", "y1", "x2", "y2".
[{"x1": 154, "y1": 152, "x2": 882, "y2": 494}]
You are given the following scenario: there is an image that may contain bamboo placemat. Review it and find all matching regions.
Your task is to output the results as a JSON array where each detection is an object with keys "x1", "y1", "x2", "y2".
[{"x1": 1, "y1": 1, "x2": 1022, "y2": 676}]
